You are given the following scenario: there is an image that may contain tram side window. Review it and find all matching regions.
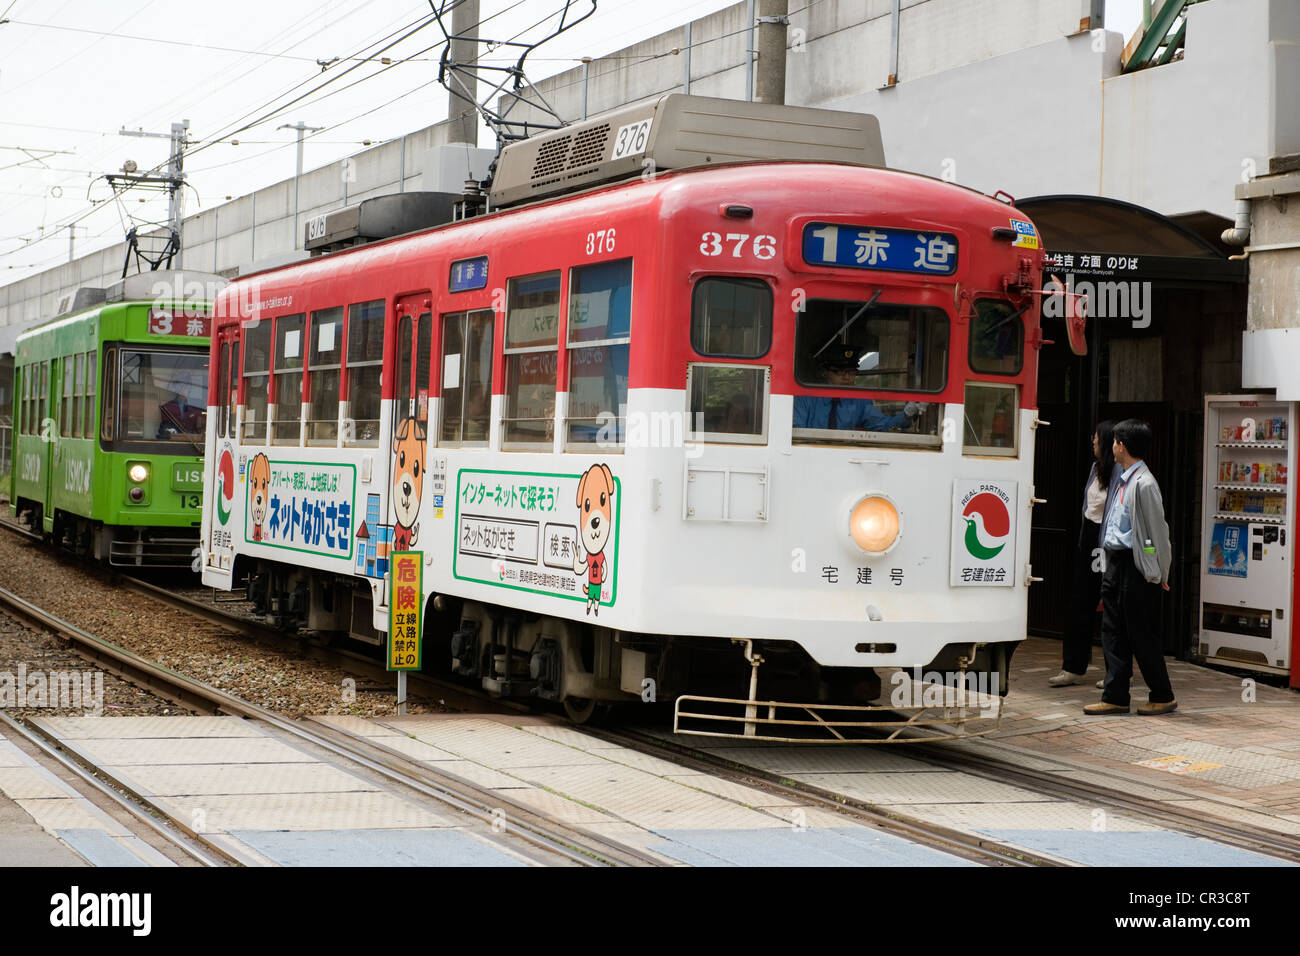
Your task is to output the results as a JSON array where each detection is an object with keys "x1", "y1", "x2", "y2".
[
  {"x1": 792, "y1": 299, "x2": 948, "y2": 446},
  {"x1": 416, "y1": 311, "x2": 431, "y2": 421},
  {"x1": 565, "y1": 259, "x2": 631, "y2": 447},
  {"x1": 215, "y1": 341, "x2": 230, "y2": 439},
  {"x1": 84, "y1": 351, "x2": 95, "y2": 440},
  {"x1": 691, "y1": 277, "x2": 772, "y2": 359},
  {"x1": 39, "y1": 362, "x2": 48, "y2": 438},
  {"x1": 969, "y1": 299, "x2": 1024, "y2": 376},
  {"x1": 101, "y1": 349, "x2": 117, "y2": 442},
  {"x1": 687, "y1": 278, "x2": 772, "y2": 440},
  {"x1": 308, "y1": 307, "x2": 342, "y2": 444},
  {"x1": 344, "y1": 300, "x2": 384, "y2": 447},
  {"x1": 61, "y1": 358, "x2": 73, "y2": 437},
  {"x1": 272, "y1": 314, "x2": 305, "y2": 446},
  {"x1": 19, "y1": 366, "x2": 28, "y2": 435},
  {"x1": 440, "y1": 310, "x2": 494, "y2": 446},
  {"x1": 225, "y1": 340, "x2": 240, "y2": 440},
  {"x1": 963, "y1": 381, "x2": 1019, "y2": 456},
  {"x1": 73, "y1": 352, "x2": 85, "y2": 438},
  {"x1": 503, "y1": 272, "x2": 560, "y2": 447},
  {"x1": 242, "y1": 321, "x2": 272, "y2": 443}
]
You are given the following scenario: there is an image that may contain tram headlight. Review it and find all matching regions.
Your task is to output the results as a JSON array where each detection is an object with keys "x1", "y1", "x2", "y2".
[
  {"x1": 128, "y1": 463, "x2": 149, "y2": 483},
  {"x1": 849, "y1": 495, "x2": 900, "y2": 554}
]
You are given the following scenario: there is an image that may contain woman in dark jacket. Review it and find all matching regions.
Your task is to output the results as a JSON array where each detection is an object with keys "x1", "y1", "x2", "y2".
[{"x1": 1050, "y1": 420, "x2": 1118, "y2": 686}]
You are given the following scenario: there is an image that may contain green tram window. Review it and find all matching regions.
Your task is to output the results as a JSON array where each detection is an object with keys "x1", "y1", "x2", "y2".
[
  {"x1": 118, "y1": 348, "x2": 207, "y2": 444},
  {"x1": 39, "y1": 362, "x2": 48, "y2": 438},
  {"x1": 101, "y1": 348, "x2": 117, "y2": 442},
  {"x1": 84, "y1": 351, "x2": 95, "y2": 440},
  {"x1": 62, "y1": 358, "x2": 73, "y2": 437},
  {"x1": 19, "y1": 366, "x2": 28, "y2": 435}
]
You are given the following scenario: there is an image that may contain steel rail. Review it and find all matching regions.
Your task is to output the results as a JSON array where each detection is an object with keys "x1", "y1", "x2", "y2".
[
  {"x1": 907, "y1": 738, "x2": 1300, "y2": 864},
  {"x1": 91, "y1": 579, "x2": 1052, "y2": 865},
  {"x1": 0, "y1": 710, "x2": 237, "y2": 867},
  {"x1": 581, "y1": 725, "x2": 1064, "y2": 867},
  {"x1": 24, "y1": 522, "x2": 1291, "y2": 865},
  {"x1": 0, "y1": 582, "x2": 663, "y2": 867}
]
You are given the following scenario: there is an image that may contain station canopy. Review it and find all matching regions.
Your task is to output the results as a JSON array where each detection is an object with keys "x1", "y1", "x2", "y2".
[{"x1": 1016, "y1": 195, "x2": 1246, "y2": 284}]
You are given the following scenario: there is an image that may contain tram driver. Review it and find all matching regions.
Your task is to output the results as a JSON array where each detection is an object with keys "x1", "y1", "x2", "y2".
[{"x1": 792, "y1": 346, "x2": 924, "y2": 432}]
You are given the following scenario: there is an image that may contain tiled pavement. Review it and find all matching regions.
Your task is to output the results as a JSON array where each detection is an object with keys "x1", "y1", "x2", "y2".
[{"x1": 966, "y1": 636, "x2": 1300, "y2": 834}]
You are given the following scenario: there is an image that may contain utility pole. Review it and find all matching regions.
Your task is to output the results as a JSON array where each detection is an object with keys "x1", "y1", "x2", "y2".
[
  {"x1": 448, "y1": 0, "x2": 479, "y2": 145},
  {"x1": 279, "y1": 121, "x2": 323, "y2": 248},
  {"x1": 117, "y1": 119, "x2": 190, "y2": 271},
  {"x1": 755, "y1": 0, "x2": 789, "y2": 105}
]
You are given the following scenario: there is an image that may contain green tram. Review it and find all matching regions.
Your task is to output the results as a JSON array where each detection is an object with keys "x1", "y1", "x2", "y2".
[{"x1": 10, "y1": 274, "x2": 218, "y2": 566}]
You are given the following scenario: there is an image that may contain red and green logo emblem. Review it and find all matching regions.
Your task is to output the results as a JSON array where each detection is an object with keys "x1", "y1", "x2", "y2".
[
  {"x1": 961, "y1": 492, "x2": 1010, "y2": 560},
  {"x1": 216, "y1": 448, "x2": 235, "y2": 525}
]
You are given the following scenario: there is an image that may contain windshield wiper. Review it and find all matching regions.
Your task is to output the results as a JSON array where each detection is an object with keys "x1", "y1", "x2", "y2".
[{"x1": 813, "y1": 288, "x2": 883, "y2": 361}]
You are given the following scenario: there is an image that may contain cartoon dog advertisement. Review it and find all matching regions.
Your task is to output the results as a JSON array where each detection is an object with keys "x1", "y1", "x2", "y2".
[
  {"x1": 247, "y1": 453, "x2": 271, "y2": 542},
  {"x1": 572, "y1": 463, "x2": 615, "y2": 615},
  {"x1": 392, "y1": 417, "x2": 426, "y2": 550}
]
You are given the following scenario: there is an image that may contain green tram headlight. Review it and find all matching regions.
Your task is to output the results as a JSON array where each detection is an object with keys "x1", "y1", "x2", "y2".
[{"x1": 128, "y1": 463, "x2": 149, "y2": 483}]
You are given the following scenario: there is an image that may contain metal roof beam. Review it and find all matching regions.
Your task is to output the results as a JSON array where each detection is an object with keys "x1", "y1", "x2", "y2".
[{"x1": 1122, "y1": 0, "x2": 1191, "y2": 73}]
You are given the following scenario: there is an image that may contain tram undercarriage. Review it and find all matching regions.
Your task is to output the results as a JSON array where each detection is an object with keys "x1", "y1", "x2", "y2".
[{"x1": 235, "y1": 557, "x2": 1011, "y2": 739}]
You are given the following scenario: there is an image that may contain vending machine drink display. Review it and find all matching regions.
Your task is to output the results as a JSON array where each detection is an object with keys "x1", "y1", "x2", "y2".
[{"x1": 1200, "y1": 395, "x2": 1297, "y2": 683}]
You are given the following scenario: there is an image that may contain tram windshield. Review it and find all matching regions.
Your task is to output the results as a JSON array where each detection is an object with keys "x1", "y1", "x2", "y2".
[
  {"x1": 792, "y1": 298, "x2": 947, "y2": 446},
  {"x1": 117, "y1": 348, "x2": 209, "y2": 448}
]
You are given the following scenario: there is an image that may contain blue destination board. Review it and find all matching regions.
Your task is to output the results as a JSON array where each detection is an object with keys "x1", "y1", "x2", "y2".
[
  {"x1": 449, "y1": 255, "x2": 489, "y2": 292},
  {"x1": 802, "y1": 223, "x2": 959, "y2": 276}
]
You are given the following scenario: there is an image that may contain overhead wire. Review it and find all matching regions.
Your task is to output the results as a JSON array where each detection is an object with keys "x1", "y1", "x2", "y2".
[{"x1": 0, "y1": 3, "x2": 439, "y2": 261}]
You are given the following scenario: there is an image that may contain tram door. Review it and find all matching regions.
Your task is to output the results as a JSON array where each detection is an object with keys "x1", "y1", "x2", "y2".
[
  {"x1": 208, "y1": 328, "x2": 240, "y2": 560},
  {"x1": 387, "y1": 293, "x2": 432, "y2": 557},
  {"x1": 45, "y1": 359, "x2": 59, "y2": 528}
]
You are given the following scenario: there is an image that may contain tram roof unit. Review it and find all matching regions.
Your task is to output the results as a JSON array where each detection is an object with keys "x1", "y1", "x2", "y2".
[
  {"x1": 16, "y1": 270, "x2": 223, "y2": 360},
  {"x1": 488, "y1": 93, "x2": 886, "y2": 208},
  {"x1": 287, "y1": 95, "x2": 887, "y2": 263}
]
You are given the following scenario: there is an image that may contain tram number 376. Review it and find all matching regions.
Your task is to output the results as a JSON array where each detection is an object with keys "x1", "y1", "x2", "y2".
[
  {"x1": 699, "y1": 232, "x2": 777, "y2": 259},
  {"x1": 585, "y1": 229, "x2": 617, "y2": 255}
]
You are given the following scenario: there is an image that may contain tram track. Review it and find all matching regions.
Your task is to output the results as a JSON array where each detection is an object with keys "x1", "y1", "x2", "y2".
[
  {"x1": 133, "y1": 573, "x2": 1300, "y2": 864},
  {"x1": 908, "y1": 738, "x2": 1300, "y2": 865},
  {"x1": 0, "y1": 581, "x2": 667, "y2": 867},
  {"x1": 27, "y1": 568, "x2": 1047, "y2": 866},
  {"x1": 0, "y1": 710, "x2": 236, "y2": 867},
  {"x1": 7, "y1": 514, "x2": 1297, "y2": 867},
  {"x1": 82, "y1": 572, "x2": 1300, "y2": 866}
]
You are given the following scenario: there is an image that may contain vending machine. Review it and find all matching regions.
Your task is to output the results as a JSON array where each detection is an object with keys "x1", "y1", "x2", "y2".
[{"x1": 1200, "y1": 395, "x2": 1298, "y2": 685}]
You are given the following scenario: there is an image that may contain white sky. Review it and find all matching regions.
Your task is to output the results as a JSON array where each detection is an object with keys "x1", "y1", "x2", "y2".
[{"x1": 0, "y1": 0, "x2": 1145, "y2": 285}]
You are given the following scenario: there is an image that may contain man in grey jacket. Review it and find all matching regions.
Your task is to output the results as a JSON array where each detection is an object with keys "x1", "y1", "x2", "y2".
[{"x1": 1084, "y1": 419, "x2": 1177, "y2": 716}]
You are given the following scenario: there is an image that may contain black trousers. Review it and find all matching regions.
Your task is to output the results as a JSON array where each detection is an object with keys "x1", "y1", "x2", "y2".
[
  {"x1": 1100, "y1": 549, "x2": 1174, "y2": 705},
  {"x1": 1063, "y1": 519, "x2": 1102, "y2": 674}
]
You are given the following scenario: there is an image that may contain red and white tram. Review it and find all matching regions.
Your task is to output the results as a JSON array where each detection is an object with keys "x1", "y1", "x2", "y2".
[{"x1": 201, "y1": 95, "x2": 1047, "y2": 738}]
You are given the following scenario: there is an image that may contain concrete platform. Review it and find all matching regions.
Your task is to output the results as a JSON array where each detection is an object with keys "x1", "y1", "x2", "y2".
[
  {"x1": 971, "y1": 635, "x2": 1300, "y2": 835},
  {"x1": 0, "y1": 733, "x2": 171, "y2": 866},
  {"x1": 327, "y1": 713, "x2": 976, "y2": 867}
]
